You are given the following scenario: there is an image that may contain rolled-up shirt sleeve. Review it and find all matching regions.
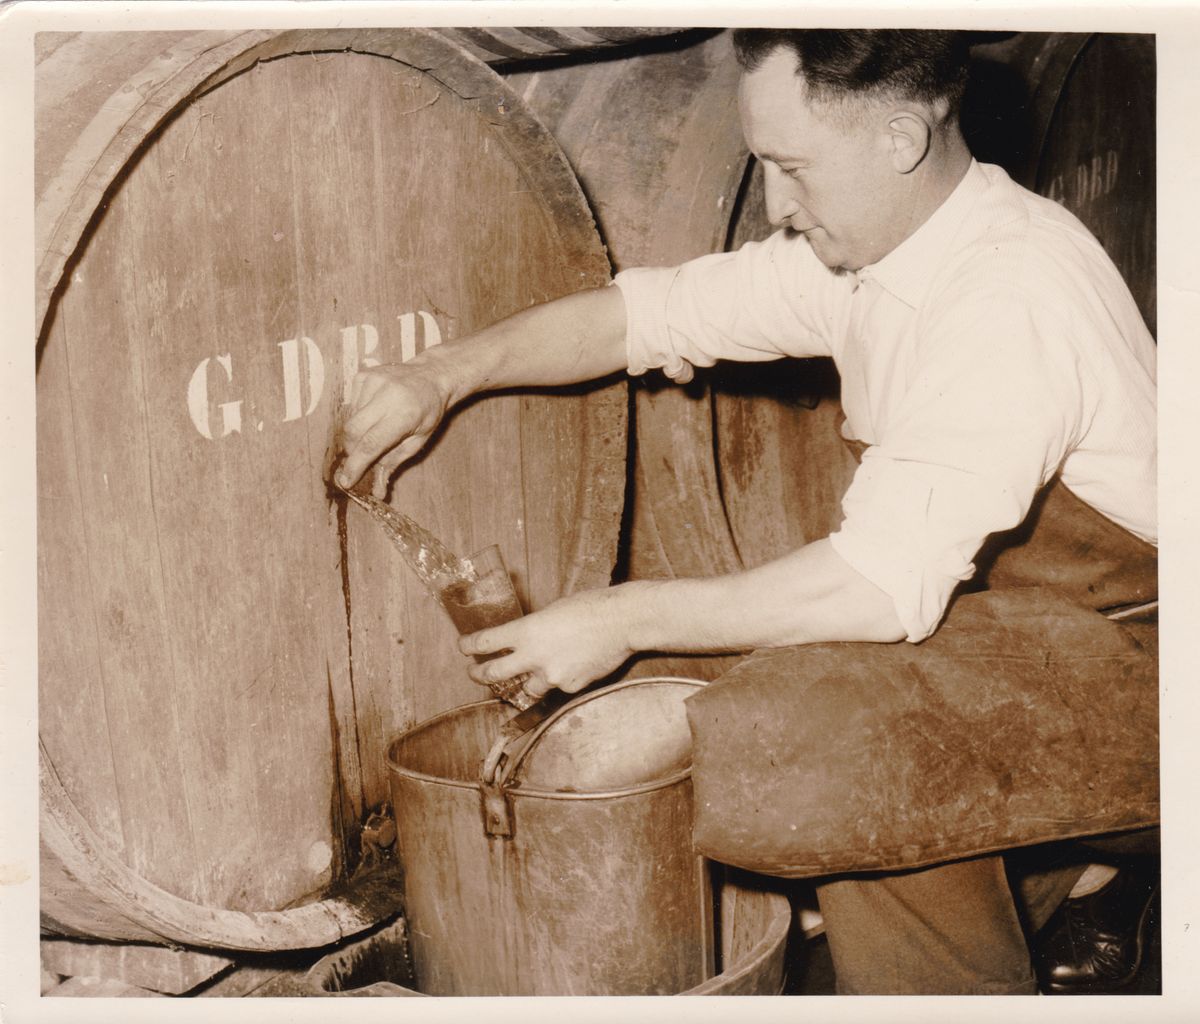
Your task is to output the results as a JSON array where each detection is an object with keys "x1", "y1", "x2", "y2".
[
  {"x1": 613, "y1": 231, "x2": 840, "y2": 379},
  {"x1": 829, "y1": 289, "x2": 1090, "y2": 642}
]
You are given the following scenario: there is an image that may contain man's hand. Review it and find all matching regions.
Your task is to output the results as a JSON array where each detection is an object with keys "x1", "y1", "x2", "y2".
[
  {"x1": 333, "y1": 287, "x2": 628, "y2": 494},
  {"x1": 458, "y1": 587, "x2": 636, "y2": 699},
  {"x1": 336, "y1": 360, "x2": 452, "y2": 495}
]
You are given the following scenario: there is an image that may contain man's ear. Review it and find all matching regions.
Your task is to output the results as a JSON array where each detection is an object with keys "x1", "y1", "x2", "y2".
[{"x1": 885, "y1": 110, "x2": 931, "y2": 174}]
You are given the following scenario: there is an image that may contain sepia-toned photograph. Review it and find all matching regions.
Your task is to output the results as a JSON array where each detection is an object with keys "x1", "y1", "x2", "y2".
[{"x1": 3, "y1": 1, "x2": 1195, "y2": 1018}]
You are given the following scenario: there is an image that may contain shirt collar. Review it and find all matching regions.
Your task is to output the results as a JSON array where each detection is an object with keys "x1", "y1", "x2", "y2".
[{"x1": 856, "y1": 159, "x2": 991, "y2": 307}]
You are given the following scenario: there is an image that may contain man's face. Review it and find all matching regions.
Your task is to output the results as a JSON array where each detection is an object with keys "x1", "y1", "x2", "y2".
[{"x1": 738, "y1": 48, "x2": 904, "y2": 271}]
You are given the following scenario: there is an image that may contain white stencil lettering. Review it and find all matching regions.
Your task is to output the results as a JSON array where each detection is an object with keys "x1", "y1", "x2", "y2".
[
  {"x1": 189, "y1": 314, "x2": 444, "y2": 439},
  {"x1": 397, "y1": 310, "x2": 442, "y2": 363},
  {"x1": 279, "y1": 336, "x2": 325, "y2": 422},
  {"x1": 187, "y1": 354, "x2": 242, "y2": 439}
]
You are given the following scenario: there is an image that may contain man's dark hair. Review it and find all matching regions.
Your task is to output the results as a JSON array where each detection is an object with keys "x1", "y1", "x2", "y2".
[{"x1": 732, "y1": 29, "x2": 970, "y2": 115}]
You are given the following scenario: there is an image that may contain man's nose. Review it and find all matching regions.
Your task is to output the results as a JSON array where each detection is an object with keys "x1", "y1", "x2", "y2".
[{"x1": 762, "y1": 162, "x2": 801, "y2": 227}]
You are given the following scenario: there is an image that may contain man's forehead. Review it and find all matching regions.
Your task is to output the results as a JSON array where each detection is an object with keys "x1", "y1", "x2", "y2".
[
  {"x1": 737, "y1": 49, "x2": 832, "y2": 154},
  {"x1": 738, "y1": 46, "x2": 899, "y2": 152}
]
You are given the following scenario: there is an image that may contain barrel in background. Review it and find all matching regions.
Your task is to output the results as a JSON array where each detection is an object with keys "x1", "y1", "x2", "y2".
[
  {"x1": 504, "y1": 30, "x2": 752, "y2": 681},
  {"x1": 37, "y1": 28, "x2": 623, "y2": 949},
  {"x1": 965, "y1": 32, "x2": 1156, "y2": 335},
  {"x1": 437, "y1": 26, "x2": 703, "y2": 64}
]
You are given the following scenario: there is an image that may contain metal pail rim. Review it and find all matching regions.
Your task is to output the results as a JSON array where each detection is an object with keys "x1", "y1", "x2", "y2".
[{"x1": 385, "y1": 676, "x2": 706, "y2": 800}]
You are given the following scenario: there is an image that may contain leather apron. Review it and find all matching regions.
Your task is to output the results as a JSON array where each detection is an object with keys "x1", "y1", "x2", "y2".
[{"x1": 685, "y1": 439, "x2": 1158, "y2": 879}]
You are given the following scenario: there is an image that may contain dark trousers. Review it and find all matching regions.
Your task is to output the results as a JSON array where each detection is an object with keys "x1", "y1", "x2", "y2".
[{"x1": 814, "y1": 831, "x2": 1157, "y2": 994}]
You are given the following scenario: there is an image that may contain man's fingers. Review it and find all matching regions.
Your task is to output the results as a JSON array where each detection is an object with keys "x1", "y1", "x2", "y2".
[
  {"x1": 350, "y1": 369, "x2": 388, "y2": 412},
  {"x1": 335, "y1": 432, "x2": 383, "y2": 489},
  {"x1": 466, "y1": 653, "x2": 526, "y2": 687},
  {"x1": 336, "y1": 412, "x2": 402, "y2": 489},
  {"x1": 369, "y1": 435, "x2": 434, "y2": 497},
  {"x1": 368, "y1": 463, "x2": 390, "y2": 501},
  {"x1": 337, "y1": 424, "x2": 431, "y2": 493},
  {"x1": 338, "y1": 388, "x2": 433, "y2": 489},
  {"x1": 337, "y1": 365, "x2": 449, "y2": 490},
  {"x1": 380, "y1": 434, "x2": 427, "y2": 478},
  {"x1": 467, "y1": 663, "x2": 551, "y2": 700},
  {"x1": 519, "y1": 672, "x2": 552, "y2": 699},
  {"x1": 459, "y1": 624, "x2": 518, "y2": 658}
]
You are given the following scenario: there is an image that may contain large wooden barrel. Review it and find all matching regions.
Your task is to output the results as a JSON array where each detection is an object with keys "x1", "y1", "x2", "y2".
[
  {"x1": 596, "y1": 31, "x2": 1158, "y2": 585},
  {"x1": 710, "y1": 165, "x2": 858, "y2": 573},
  {"x1": 37, "y1": 28, "x2": 623, "y2": 949}
]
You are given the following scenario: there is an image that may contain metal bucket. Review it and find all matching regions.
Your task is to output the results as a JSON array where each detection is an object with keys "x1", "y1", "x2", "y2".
[{"x1": 385, "y1": 677, "x2": 714, "y2": 995}]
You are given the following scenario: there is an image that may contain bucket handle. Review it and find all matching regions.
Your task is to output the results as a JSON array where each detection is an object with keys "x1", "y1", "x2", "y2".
[{"x1": 478, "y1": 691, "x2": 571, "y2": 836}]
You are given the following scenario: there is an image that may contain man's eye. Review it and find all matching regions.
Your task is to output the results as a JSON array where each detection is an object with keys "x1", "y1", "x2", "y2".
[{"x1": 783, "y1": 166, "x2": 807, "y2": 181}]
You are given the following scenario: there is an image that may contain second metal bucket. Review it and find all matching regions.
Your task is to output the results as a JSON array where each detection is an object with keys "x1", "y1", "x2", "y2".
[{"x1": 386, "y1": 677, "x2": 712, "y2": 995}]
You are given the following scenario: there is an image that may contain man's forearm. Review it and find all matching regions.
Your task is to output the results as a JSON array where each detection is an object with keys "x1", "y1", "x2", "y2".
[
  {"x1": 426, "y1": 285, "x2": 629, "y2": 407},
  {"x1": 459, "y1": 533, "x2": 906, "y2": 697},
  {"x1": 619, "y1": 538, "x2": 907, "y2": 653}
]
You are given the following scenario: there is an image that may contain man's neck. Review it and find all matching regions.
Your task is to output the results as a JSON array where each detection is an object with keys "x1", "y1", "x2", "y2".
[{"x1": 890, "y1": 132, "x2": 973, "y2": 254}]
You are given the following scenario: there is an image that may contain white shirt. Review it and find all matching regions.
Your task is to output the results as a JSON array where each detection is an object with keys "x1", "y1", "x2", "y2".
[{"x1": 613, "y1": 160, "x2": 1157, "y2": 642}]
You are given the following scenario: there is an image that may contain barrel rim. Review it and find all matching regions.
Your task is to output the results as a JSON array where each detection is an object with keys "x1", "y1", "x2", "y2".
[
  {"x1": 385, "y1": 676, "x2": 706, "y2": 799},
  {"x1": 679, "y1": 884, "x2": 791, "y2": 996},
  {"x1": 39, "y1": 737, "x2": 405, "y2": 951}
]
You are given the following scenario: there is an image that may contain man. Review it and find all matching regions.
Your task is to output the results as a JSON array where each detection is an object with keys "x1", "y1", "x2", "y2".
[{"x1": 336, "y1": 30, "x2": 1157, "y2": 995}]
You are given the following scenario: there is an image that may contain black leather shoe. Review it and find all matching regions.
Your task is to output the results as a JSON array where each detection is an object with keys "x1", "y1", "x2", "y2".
[{"x1": 1033, "y1": 861, "x2": 1159, "y2": 994}]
